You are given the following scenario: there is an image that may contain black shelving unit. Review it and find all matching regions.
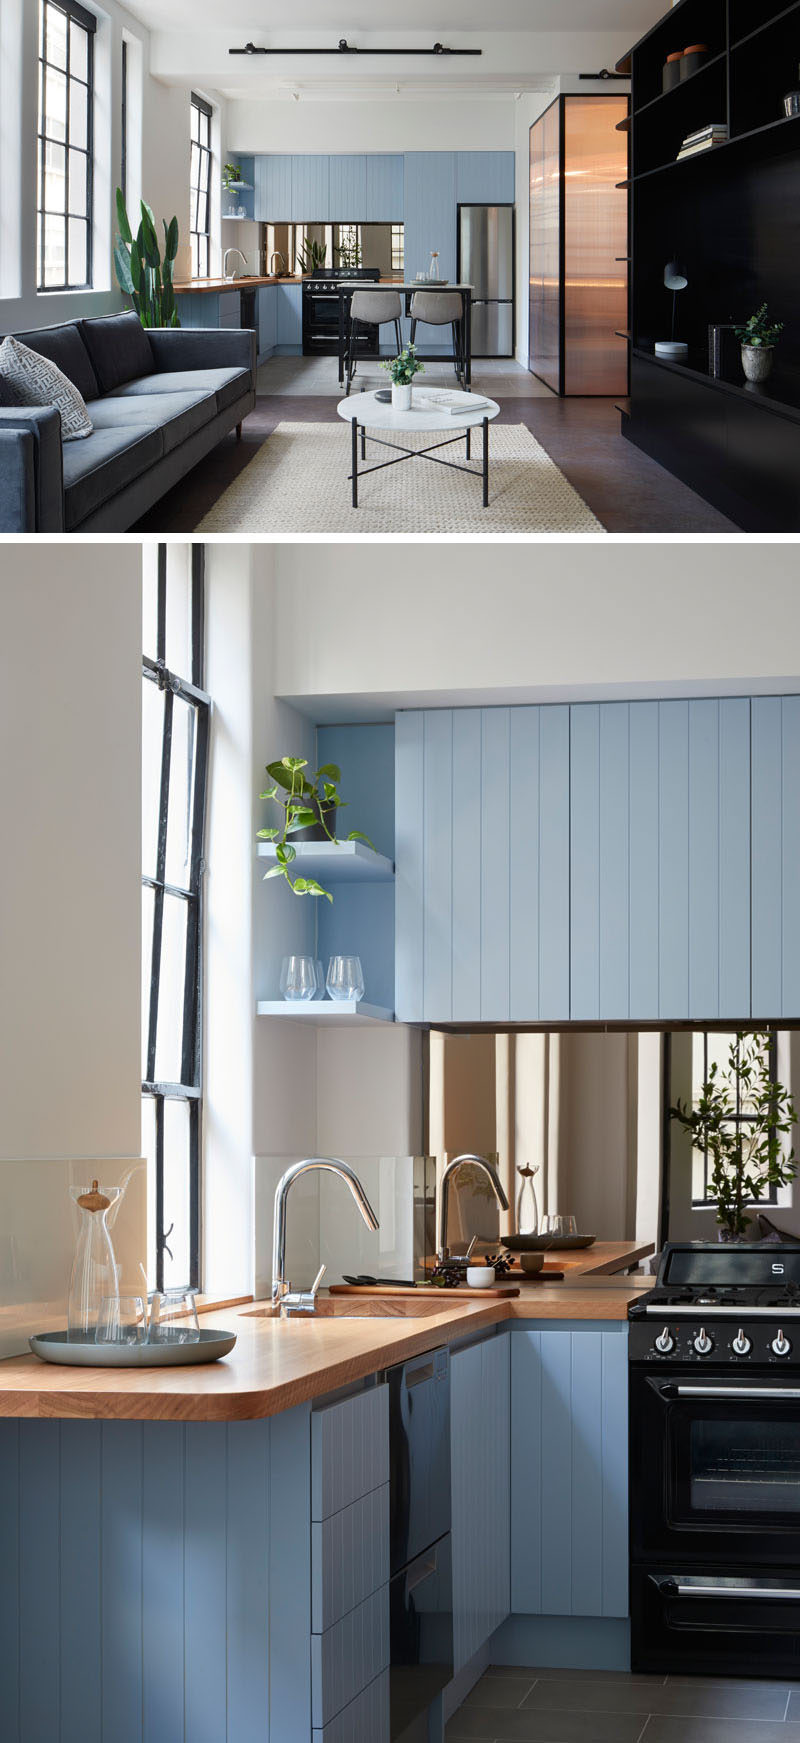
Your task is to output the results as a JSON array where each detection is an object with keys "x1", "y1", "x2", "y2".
[{"x1": 617, "y1": 0, "x2": 800, "y2": 530}]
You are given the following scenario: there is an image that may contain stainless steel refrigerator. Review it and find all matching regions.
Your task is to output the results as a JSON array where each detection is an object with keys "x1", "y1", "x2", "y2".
[{"x1": 458, "y1": 204, "x2": 514, "y2": 357}]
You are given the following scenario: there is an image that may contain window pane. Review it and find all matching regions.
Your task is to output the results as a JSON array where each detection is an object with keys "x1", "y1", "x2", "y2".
[
  {"x1": 155, "y1": 894, "x2": 188, "y2": 1083},
  {"x1": 197, "y1": 192, "x2": 208, "y2": 235},
  {"x1": 141, "y1": 678, "x2": 164, "y2": 879},
  {"x1": 142, "y1": 1094, "x2": 157, "y2": 1287},
  {"x1": 190, "y1": 103, "x2": 199, "y2": 142},
  {"x1": 190, "y1": 234, "x2": 198, "y2": 278},
  {"x1": 142, "y1": 549, "x2": 159, "y2": 655},
  {"x1": 69, "y1": 77, "x2": 88, "y2": 151},
  {"x1": 68, "y1": 215, "x2": 87, "y2": 285},
  {"x1": 46, "y1": 5, "x2": 68, "y2": 71},
  {"x1": 44, "y1": 64, "x2": 68, "y2": 140},
  {"x1": 70, "y1": 18, "x2": 88, "y2": 82},
  {"x1": 68, "y1": 148, "x2": 87, "y2": 215},
  {"x1": 163, "y1": 1099, "x2": 191, "y2": 1289},
  {"x1": 44, "y1": 141, "x2": 66, "y2": 212},
  {"x1": 166, "y1": 698, "x2": 196, "y2": 888},
  {"x1": 42, "y1": 212, "x2": 66, "y2": 285},
  {"x1": 190, "y1": 140, "x2": 200, "y2": 189},
  {"x1": 164, "y1": 544, "x2": 192, "y2": 674},
  {"x1": 199, "y1": 149, "x2": 210, "y2": 193},
  {"x1": 141, "y1": 883, "x2": 155, "y2": 1077}
]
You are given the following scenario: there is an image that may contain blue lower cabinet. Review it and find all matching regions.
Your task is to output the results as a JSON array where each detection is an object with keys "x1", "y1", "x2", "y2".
[
  {"x1": 258, "y1": 285, "x2": 277, "y2": 357},
  {"x1": 451, "y1": 1330, "x2": 510, "y2": 1672},
  {"x1": 510, "y1": 1325, "x2": 628, "y2": 1619},
  {"x1": 276, "y1": 282, "x2": 303, "y2": 350},
  {"x1": 175, "y1": 292, "x2": 219, "y2": 329}
]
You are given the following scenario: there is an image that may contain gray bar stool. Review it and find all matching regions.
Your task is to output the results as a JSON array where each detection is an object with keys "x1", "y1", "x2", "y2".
[
  {"x1": 345, "y1": 289, "x2": 403, "y2": 394},
  {"x1": 409, "y1": 290, "x2": 465, "y2": 379}
]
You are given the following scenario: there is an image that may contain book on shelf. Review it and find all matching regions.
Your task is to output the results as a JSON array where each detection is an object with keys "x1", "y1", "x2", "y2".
[
  {"x1": 683, "y1": 122, "x2": 728, "y2": 146},
  {"x1": 678, "y1": 132, "x2": 729, "y2": 159}
]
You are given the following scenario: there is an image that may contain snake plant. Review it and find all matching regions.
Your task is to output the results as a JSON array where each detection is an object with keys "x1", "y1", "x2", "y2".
[{"x1": 113, "y1": 189, "x2": 180, "y2": 328}]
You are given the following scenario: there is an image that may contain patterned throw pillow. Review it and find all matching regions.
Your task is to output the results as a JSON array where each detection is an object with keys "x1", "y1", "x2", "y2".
[{"x1": 0, "y1": 334, "x2": 93, "y2": 441}]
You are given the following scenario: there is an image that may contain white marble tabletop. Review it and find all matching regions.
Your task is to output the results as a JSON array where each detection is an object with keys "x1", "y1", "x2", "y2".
[{"x1": 336, "y1": 386, "x2": 500, "y2": 431}]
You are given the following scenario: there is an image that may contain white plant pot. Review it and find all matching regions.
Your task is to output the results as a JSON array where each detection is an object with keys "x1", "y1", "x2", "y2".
[
  {"x1": 741, "y1": 344, "x2": 774, "y2": 383},
  {"x1": 392, "y1": 381, "x2": 412, "y2": 412}
]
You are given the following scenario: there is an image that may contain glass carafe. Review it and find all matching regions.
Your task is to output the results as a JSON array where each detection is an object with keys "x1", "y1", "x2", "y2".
[
  {"x1": 67, "y1": 1180, "x2": 120, "y2": 1340},
  {"x1": 429, "y1": 251, "x2": 440, "y2": 281},
  {"x1": 515, "y1": 1164, "x2": 540, "y2": 1237}
]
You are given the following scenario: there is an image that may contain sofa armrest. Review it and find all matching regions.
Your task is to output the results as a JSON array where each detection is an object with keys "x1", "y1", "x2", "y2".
[
  {"x1": 146, "y1": 326, "x2": 256, "y2": 378},
  {"x1": 0, "y1": 407, "x2": 64, "y2": 531}
]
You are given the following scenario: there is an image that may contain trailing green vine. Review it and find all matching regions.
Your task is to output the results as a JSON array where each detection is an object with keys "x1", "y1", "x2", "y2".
[{"x1": 258, "y1": 756, "x2": 376, "y2": 900}]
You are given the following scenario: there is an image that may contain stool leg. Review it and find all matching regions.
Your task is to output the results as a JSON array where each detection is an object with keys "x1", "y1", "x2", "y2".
[
  {"x1": 361, "y1": 422, "x2": 366, "y2": 461},
  {"x1": 351, "y1": 415, "x2": 358, "y2": 509},
  {"x1": 410, "y1": 319, "x2": 417, "y2": 347},
  {"x1": 482, "y1": 416, "x2": 489, "y2": 508},
  {"x1": 394, "y1": 320, "x2": 402, "y2": 355},
  {"x1": 466, "y1": 426, "x2": 471, "y2": 460}
]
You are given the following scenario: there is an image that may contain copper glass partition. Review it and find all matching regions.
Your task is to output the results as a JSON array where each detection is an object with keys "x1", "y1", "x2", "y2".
[{"x1": 530, "y1": 95, "x2": 629, "y2": 396}]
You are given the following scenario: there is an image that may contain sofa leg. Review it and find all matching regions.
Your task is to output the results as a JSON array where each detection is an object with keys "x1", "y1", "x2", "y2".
[{"x1": 236, "y1": 422, "x2": 243, "y2": 441}]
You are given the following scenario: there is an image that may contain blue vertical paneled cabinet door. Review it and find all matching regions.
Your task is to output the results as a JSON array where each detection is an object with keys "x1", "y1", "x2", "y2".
[
  {"x1": 456, "y1": 151, "x2": 516, "y2": 205},
  {"x1": 366, "y1": 155, "x2": 405, "y2": 220},
  {"x1": 451, "y1": 1330, "x2": 511, "y2": 1672},
  {"x1": 328, "y1": 155, "x2": 367, "y2": 217},
  {"x1": 403, "y1": 152, "x2": 457, "y2": 284},
  {"x1": 752, "y1": 695, "x2": 800, "y2": 1018}
]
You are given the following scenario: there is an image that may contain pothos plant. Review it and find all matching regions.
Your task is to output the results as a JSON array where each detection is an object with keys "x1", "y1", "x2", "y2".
[
  {"x1": 258, "y1": 757, "x2": 376, "y2": 900},
  {"x1": 670, "y1": 1031, "x2": 797, "y2": 1240}
]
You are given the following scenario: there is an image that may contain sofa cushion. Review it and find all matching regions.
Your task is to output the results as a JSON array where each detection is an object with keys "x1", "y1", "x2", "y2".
[
  {"x1": 80, "y1": 310, "x2": 155, "y2": 393},
  {"x1": 86, "y1": 388, "x2": 215, "y2": 455},
  {"x1": 62, "y1": 422, "x2": 163, "y2": 530},
  {"x1": 111, "y1": 366, "x2": 249, "y2": 415},
  {"x1": 0, "y1": 336, "x2": 93, "y2": 441},
  {"x1": 11, "y1": 323, "x2": 99, "y2": 402}
]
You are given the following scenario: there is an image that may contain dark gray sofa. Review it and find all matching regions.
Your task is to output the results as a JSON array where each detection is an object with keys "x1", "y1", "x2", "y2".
[{"x1": 0, "y1": 310, "x2": 256, "y2": 532}]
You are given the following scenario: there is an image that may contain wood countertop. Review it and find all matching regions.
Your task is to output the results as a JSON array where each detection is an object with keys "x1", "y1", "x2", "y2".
[
  {"x1": 0, "y1": 1267, "x2": 650, "y2": 1423},
  {"x1": 173, "y1": 275, "x2": 304, "y2": 294}
]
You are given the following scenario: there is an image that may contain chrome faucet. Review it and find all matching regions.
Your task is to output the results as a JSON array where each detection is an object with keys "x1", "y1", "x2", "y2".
[
  {"x1": 271, "y1": 1157, "x2": 379, "y2": 1313},
  {"x1": 269, "y1": 250, "x2": 286, "y2": 276},
  {"x1": 436, "y1": 1152, "x2": 509, "y2": 1262},
  {"x1": 223, "y1": 247, "x2": 247, "y2": 281}
]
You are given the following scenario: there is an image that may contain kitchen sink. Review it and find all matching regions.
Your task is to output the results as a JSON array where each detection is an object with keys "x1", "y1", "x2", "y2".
[{"x1": 244, "y1": 1296, "x2": 457, "y2": 1320}]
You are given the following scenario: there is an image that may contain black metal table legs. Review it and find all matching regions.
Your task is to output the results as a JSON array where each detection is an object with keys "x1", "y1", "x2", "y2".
[{"x1": 347, "y1": 416, "x2": 490, "y2": 509}]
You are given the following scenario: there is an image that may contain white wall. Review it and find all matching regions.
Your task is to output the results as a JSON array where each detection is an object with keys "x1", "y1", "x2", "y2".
[
  {"x1": 228, "y1": 97, "x2": 516, "y2": 156},
  {"x1": 0, "y1": 551, "x2": 145, "y2": 1356}
]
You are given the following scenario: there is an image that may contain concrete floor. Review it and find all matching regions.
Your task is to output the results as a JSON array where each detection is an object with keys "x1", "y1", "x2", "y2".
[
  {"x1": 133, "y1": 354, "x2": 737, "y2": 535},
  {"x1": 447, "y1": 1667, "x2": 800, "y2": 1742}
]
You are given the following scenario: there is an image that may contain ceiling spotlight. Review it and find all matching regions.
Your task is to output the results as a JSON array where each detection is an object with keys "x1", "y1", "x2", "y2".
[
  {"x1": 395, "y1": 81, "x2": 400, "y2": 94},
  {"x1": 292, "y1": 89, "x2": 300, "y2": 101},
  {"x1": 244, "y1": 40, "x2": 257, "y2": 55}
]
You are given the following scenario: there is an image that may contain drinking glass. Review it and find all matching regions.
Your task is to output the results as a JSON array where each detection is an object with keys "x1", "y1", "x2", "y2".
[
  {"x1": 148, "y1": 1288, "x2": 201, "y2": 1344},
  {"x1": 280, "y1": 954, "x2": 317, "y2": 1001},
  {"x1": 326, "y1": 955, "x2": 365, "y2": 1002},
  {"x1": 540, "y1": 1215, "x2": 578, "y2": 1240},
  {"x1": 96, "y1": 1294, "x2": 148, "y2": 1345},
  {"x1": 314, "y1": 959, "x2": 325, "y2": 1000}
]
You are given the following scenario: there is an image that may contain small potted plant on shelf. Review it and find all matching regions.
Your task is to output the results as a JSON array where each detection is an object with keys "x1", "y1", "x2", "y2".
[
  {"x1": 735, "y1": 303, "x2": 784, "y2": 383},
  {"x1": 381, "y1": 344, "x2": 424, "y2": 411},
  {"x1": 222, "y1": 161, "x2": 243, "y2": 190},
  {"x1": 258, "y1": 756, "x2": 376, "y2": 901},
  {"x1": 670, "y1": 1031, "x2": 797, "y2": 1241}
]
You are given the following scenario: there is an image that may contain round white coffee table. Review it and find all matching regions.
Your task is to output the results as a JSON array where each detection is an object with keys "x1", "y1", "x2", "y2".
[{"x1": 336, "y1": 387, "x2": 501, "y2": 509}]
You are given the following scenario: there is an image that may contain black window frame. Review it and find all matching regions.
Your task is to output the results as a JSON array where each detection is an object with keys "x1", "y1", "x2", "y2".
[
  {"x1": 37, "y1": 0, "x2": 95, "y2": 293},
  {"x1": 190, "y1": 92, "x2": 213, "y2": 280},
  {"x1": 121, "y1": 35, "x2": 128, "y2": 207},
  {"x1": 142, "y1": 547, "x2": 210, "y2": 1291}
]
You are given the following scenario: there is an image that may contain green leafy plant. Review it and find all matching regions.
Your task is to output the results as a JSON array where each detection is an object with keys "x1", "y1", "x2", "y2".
[
  {"x1": 297, "y1": 237, "x2": 328, "y2": 274},
  {"x1": 735, "y1": 303, "x2": 784, "y2": 349},
  {"x1": 258, "y1": 756, "x2": 376, "y2": 901},
  {"x1": 381, "y1": 344, "x2": 424, "y2": 387},
  {"x1": 670, "y1": 1031, "x2": 797, "y2": 1240},
  {"x1": 222, "y1": 161, "x2": 242, "y2": 189},
  {"x1": 334, "y1": 236, "x2": 362, "y2": 269},
  {"x1": 114, "y1": 189, "x2": 179, "y2": 328}
]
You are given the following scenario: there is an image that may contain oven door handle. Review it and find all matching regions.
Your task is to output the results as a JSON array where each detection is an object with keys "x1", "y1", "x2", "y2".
[
  {"x1": 651, "y1": 1574, "x2": 800, "y2": 1601},
  {"x1": 660, "y1": 1384, "x2": 800, "y2": 1400}
]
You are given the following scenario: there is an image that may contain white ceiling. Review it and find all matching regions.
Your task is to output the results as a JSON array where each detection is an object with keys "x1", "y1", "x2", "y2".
[{"x1": 123, "y1": 0, "x2": 657, "y2": 34}]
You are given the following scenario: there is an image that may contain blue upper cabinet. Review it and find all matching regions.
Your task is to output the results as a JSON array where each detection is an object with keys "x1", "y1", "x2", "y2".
[
  {"x1": 570, "y1": 698, "x2": 751, "y2": 1024},
  {"x1": 366, "y1": 155, "x2": 404, "y2": 220},
  {"x1": 456, "y1": 150, "x2": 516, "y2": 205},
  {"x1": 329, "y1": 155, "x2": 367, "y2": 218},
  {"x1": 253, "y1": 154, "x2": 293, "y2": 221},
  {"x1": 752, "y1": 696, "x2": 800, "y2": 1019},
  {"x1": 402, "y1": 152, "x2": 457, "y2": 282},
  {"x1": 291, "y1": 155, "x2": 330, "y2": 221},
  {"x1": 394, "y1": 707, "x2": 570, "y2": 1025}
]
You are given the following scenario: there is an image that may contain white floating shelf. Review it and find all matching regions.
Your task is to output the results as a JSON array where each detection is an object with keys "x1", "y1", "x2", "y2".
[
  {"x1": 256, "y1": 1000, "x2": 394, "y2": 1025},
  {"x1": 257, "y1": 840, "x2": 394, "y2": 882}
]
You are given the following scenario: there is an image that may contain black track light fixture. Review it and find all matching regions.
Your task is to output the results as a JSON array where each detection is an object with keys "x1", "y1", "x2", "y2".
[{"x1": 229, "y1": 39, "x2": 481, "y2": 57}]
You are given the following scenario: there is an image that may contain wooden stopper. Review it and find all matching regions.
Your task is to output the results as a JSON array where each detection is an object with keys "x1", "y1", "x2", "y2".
[{"x1": 77, "y1": 1179, "x2": 111, "y2": 1212}]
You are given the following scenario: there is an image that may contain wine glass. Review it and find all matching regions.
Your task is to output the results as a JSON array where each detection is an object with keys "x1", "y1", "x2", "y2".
[
  {"x1": 326, "y1": 955, "x2": 365, "y2": 1002},
  {"x1": 280, "y1": 954, "x2": 317, "y2": 1001},
  {"x1": 96, "y1": 1294, "x2": 148, "y2": 1345},
  {"x1": 148, "y1": 1288, "x2": 201, "y2": 1345}
]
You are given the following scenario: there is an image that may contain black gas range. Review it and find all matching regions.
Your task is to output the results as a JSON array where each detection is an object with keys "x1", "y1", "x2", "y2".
[
  {"x1": 302, "y1": 265, "x2": 380, "y2": 357},
  {"x1": 629, "y1": 1242, "x2": 800, "y2": 1678}
]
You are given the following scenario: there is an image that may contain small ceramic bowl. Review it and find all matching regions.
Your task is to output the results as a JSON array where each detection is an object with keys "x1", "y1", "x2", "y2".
[
  {"x1": 466, "y1": 1265, "x2": 496, "y2": 1289},
  {"x1": 519, "y1": 1252, "x2": 546, "y2": 1277}
]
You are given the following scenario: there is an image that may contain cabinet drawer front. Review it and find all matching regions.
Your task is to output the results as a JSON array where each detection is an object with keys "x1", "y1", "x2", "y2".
[
  {"x1": 311, "y1": 1386, "x2": 389, "y2": 1521},
  {"x1": 311, "y1": 1586, "x2": 390, "y2": 1728},
  {"x1": 312, "y1": 1484, "x2": 390, "y2": 1632},
  {"x1": 312, "y1": 1669, "x2": 390, "y2": 1743}
]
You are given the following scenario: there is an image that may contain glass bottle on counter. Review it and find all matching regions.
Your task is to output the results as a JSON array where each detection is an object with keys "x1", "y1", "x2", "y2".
[
  {"x1": 515, "y1": 1164, "x2": 540, "y2": 1236},
  {"x1": 429, "y1": 251, "x2": 440, "y2": 281},
  {"x1": 67, "y1": 1180, "x2": 120, "y2": 1340}
]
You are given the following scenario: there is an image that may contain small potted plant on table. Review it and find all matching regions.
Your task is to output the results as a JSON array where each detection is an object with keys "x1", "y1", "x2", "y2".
[
  {"x1": 736, "y1": 303, "x2": 784, "y2": 383},
  {"x1": 382, "y1": 344, "x2": 424, "y2": 412}
]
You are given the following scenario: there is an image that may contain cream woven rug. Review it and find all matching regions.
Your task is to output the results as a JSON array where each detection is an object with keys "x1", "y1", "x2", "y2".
[{"x1": 196, "y1": 421, "x2": 604, "y2": 534}]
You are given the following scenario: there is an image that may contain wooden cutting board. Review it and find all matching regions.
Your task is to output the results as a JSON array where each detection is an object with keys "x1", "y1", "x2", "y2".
[{"x1": 329, "y1": 1282, "x2": 521, "y2": 1299}]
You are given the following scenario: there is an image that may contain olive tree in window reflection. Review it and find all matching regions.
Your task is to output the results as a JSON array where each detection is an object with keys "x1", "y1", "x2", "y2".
[{"x1": 671, "y1": 1031, "x2": 797, "y2": 1241}]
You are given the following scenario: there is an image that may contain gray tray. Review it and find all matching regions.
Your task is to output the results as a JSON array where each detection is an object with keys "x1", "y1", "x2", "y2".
[
  {"x1": 503, "y1": 1234, "x2": 596, "y2": 1253},
  {"x1": 30, "y1": 1329, "x2": 237, "y2": 1367}
]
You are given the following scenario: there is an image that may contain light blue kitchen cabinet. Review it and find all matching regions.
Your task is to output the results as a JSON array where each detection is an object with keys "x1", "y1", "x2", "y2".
[
  {"x1": 403, "y1": 151, "x2": 457, "y2": 286},
  {"x1": 329, "y1": 154, "x2": 367, "y2": 217},
  {"x1": 451, "y1": 1330, "x2": 510, "y2": 1673},
  {"x1": 394, "y1": 706, "x2": 570, "y2": 1024},
  {"x1": 366, "y1": 154, "x2": 405, "y2": 219},
  {"x1": 570, "y1": 698, "x2": 751, "y2": 1023},
  {"x1": 258, "y1": 284, "x2": 278, "y2": 357},
  {"x1": 752, "y1": 695, "x2": 800, "y2": 1019},
  {"x1": 276, "y1": 282, "x2": 303, "y2": 350},
  {"x1": 510, "y1": 1324, "x2": 628, "y2": 1619},
  {"x1": 175, "y1": 291, "x2": 220, "y2": 328},
  {"x1": 254, "y1": 152, "x2": 293, "y2": 220},
  {"x1": 291, "y1": 154, "x2": 331, "y2": 221},
  {"x1": 456, "y1": 151, "x2": 516, "y2": 205}
]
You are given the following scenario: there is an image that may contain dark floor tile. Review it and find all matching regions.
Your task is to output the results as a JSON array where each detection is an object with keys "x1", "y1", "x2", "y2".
[
  {"x1": 640, "y1": 1720, "x2": 800, "y2": 1742},
  {"x1": 506, "y1": 1668, "x2": 665, "y2": 1686},
  {"x1": 787, "y1": 1694, "x2": 800, "y2": 1720},
  {"x1": 445, "y1": 1708, "x2": 645, "y2": 1742},
  {"x1": 522, "y1": 1681, "x2": 787, "y2": 1721},
  {"x1": 464, "y1": 1672, "x2": 536, "y2": 1707}
]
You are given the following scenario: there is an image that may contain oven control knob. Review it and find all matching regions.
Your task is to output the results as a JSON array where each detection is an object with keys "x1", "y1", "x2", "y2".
[
  {"x1": 693, "y1": 1327, "x2": 713, "y2": 1355},
  {"x1": 772, "y1": 1329, "x2": 791, "y2": 1358},
  {"x1": 732, "y1": 1329, "x2": 752, "y2": 1356},
  {"x1": 654, "y1": 1326, "x2": 674, "y2": 1354}
]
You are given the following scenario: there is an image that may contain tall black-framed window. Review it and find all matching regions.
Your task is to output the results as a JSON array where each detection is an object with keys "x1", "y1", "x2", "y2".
[
  {"x1": 37, "y1": 0, "x2": 95, "y2": 291},
  {"x1": 142, "y1": 547, "x2": 210, "y2": 1290},
  {"x1": 190, "y1": 93, "x2": 212, "y2": 279},
  {"x1": 120, "y1": 35, "x2": 128, "y2": 207}
]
